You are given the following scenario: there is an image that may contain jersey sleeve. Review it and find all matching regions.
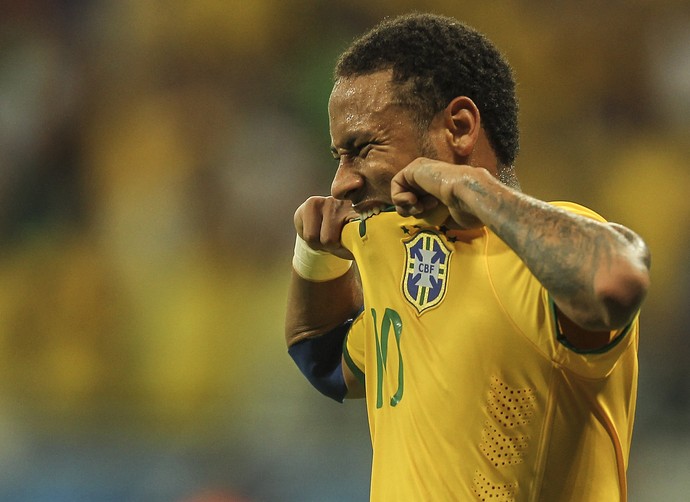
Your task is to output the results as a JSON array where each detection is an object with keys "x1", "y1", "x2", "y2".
[
  {"x1": 545, "y1": 288, "x2": 639, "y2": 378},
  {"x1": 343, "y1": 309, "x2": 366, "y2": 385},
  {"x1": 547, "y1": 202, "x2": 638, "y2": 375},
  {"x1": 488, "y1": 201, "x2": 638, "y2": 379}
]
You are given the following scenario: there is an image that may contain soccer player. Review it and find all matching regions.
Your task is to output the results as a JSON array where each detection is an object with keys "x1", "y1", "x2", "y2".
[{"x1": 285, "y1": 13, "x2": 650, "y2": 501}]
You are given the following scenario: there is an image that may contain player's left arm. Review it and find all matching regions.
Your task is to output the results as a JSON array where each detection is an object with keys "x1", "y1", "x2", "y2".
[{"x1": 391, "y1": 159, "x2": 651, "y2": 347}]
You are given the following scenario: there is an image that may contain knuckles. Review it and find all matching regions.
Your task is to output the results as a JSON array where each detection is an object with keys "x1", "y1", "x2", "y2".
[{"x1": 294, "y1": 196, "x2": 354, "y2": 251}]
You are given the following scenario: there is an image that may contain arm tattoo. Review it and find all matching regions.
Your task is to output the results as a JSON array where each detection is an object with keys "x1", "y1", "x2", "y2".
[
  {"x1": 450, "y1": 170, "x2": 648, "y2": 328},
  {"x1": 488, "y1": 193, "x2": 615, "y2": 314}
]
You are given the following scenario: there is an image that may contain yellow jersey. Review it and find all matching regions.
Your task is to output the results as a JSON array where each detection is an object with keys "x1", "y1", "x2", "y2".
[{"x1": 341, "y1": 202, "x2": 638, "y2": 502}]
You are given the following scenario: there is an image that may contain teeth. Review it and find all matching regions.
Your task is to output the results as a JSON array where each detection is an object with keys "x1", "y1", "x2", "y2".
[{"x1": 359, "y1": 205, "x2": 386, "y2": 220}]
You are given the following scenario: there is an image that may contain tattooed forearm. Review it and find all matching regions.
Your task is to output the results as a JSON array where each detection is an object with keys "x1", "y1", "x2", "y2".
[
  {"x1": 457, "y1": 171, "x2": 650, "y2": 330},
  {"x1": 609, "y1": 222, "x2": 652, "y2": 270},
  {"x1": 502, "y1": 201, "x2": 608, "y2": 310}
]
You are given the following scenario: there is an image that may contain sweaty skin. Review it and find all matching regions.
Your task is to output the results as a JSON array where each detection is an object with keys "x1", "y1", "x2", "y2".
[{"x1": 286, "y1": 70, "x2": 651, "y2": 397}]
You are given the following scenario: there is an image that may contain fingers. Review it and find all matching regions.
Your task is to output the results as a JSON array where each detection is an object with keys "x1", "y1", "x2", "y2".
[
  {"x1": 392, "y1": 192, "x2": 440, "y2": 217},
  {"x1": 294, "y1": 196, "x2": 356, "y2": 259},
  {"x1": 295, "y1": 196, "x2": 335, "y2": 244},
  {"x1": 391, "y1": 163, "x2": 420, "y2": 215},
  {"x1": 391, "y1": 158, "x2": 443, "y2": 216}
]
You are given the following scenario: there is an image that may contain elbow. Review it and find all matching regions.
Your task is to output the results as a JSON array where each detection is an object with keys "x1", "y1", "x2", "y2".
[
  {"x1": 285, "y1": 325, "x2": 322, "y2": 349},
  {"x1": 284, "y1": 319, "x2": 308, "y2": 348},
  {"x1": 595, "y1": 259, "x2": 650, "y2": 330}
]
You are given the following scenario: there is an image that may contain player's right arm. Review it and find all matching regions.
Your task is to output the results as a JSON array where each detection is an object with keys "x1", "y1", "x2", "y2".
[{"x1": 285, "y1": 196, "x2": 365, "y2": 401}]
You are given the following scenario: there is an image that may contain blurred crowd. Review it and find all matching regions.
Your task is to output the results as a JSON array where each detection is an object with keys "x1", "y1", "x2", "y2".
[{"x1": 0, "y1": 1, "x2": 689, "y2": 500}]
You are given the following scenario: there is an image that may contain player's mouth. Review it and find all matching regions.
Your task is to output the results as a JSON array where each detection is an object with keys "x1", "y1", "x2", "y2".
[{"x1": 354, "y1": 203, "x2": 389, "y2": 221}]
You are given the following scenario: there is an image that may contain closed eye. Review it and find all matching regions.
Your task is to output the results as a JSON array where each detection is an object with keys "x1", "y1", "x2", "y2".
[
  {"x1": 358, "y1": 143, "x2": 373, "y2": 158},
  {"x1": 330, "y1": 139, "x2": 376, "y2": 162}
]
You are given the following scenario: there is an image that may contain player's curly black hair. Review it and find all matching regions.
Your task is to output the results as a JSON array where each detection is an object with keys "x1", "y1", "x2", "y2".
[{"x1": 335, "y1": 12, "x2": 519, "y2": 167}]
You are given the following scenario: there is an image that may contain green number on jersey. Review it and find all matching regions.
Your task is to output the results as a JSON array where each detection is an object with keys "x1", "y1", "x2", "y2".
[{"x1": 372, "y1": 307, "x2": 404, "y2": 408}]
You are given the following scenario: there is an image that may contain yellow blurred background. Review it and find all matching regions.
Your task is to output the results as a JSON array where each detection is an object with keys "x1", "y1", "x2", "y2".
[{"x1": 0, "y1": 1, "x2": 688, "y2": 500}]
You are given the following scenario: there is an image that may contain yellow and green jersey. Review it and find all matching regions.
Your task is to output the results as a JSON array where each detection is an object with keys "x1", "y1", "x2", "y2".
[{"x1": 341, "y1": 202, "x2": 638, "y2": 502}]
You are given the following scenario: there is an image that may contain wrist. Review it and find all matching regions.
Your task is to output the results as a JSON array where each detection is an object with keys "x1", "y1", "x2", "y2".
[{"x1": 292, "y1": 235, "x2": 353, "y2": 282}]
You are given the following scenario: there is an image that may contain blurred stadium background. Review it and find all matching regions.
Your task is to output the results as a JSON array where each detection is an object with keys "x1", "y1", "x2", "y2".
[{"x1": 0, "y1": 1, "x2": 689, "y2": 500}]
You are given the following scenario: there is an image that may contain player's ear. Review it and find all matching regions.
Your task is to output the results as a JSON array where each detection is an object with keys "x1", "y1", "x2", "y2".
[{"x1": 443, "y1": 96, "x2": 481, "y2": 159}]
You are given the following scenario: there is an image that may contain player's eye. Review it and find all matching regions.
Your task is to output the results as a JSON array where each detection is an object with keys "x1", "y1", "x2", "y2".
[
  {"x1": 360, "y1": 144, "x2": 372, "y2": 158},
  {"x1": 355, "y1": 143, "x2": 373, "y2": 158}
]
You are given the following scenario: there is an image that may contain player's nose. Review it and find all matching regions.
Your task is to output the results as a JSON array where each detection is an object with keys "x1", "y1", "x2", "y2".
[{"x1": 331, "y1": 163, "x2": 363, "y2": 201}]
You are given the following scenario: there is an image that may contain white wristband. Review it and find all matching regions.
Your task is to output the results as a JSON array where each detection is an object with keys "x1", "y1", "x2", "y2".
[{"x1": 292, "y1": 235, "x2": 353, "y2": 282}]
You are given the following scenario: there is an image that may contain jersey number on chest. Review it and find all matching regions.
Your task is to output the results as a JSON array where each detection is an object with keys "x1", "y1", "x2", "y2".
[{"x1": 372, "y1": 307, "x2": 404, "y2": 409}]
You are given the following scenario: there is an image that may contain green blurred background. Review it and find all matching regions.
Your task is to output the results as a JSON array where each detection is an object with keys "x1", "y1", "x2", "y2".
[{"x1": 0, "y1": 1, "x2": 688, "y2": 500}]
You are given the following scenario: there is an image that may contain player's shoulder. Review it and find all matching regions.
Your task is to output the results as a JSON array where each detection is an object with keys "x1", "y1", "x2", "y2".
[{"x1": 549, "y1": 200, "x2": 607, "y2": 223}]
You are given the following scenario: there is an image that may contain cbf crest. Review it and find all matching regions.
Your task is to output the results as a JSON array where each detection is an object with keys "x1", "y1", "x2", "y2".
[{"x1": 402, "y1": 231, "x2": 452, "y2": 314}]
